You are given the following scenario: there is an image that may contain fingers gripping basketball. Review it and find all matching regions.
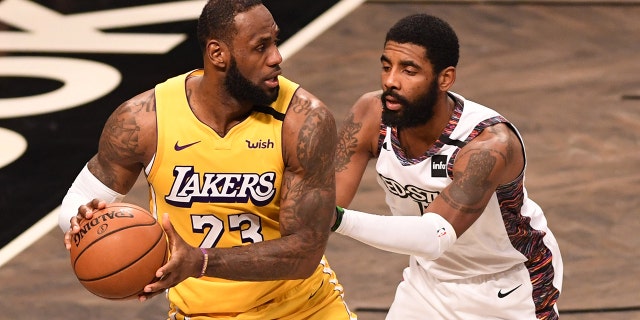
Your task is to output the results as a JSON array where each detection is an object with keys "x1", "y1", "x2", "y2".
[{"x1": 69, "y1": 203, "x2": 169, "y2": 300}]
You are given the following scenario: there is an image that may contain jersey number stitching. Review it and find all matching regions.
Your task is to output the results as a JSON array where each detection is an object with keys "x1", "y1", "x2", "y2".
[{"x1": 191, "y1": 213, "x2": 265, "y2": 248}]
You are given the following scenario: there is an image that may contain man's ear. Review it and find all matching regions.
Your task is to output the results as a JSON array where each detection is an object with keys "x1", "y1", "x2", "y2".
[
  {"x1": 206, "y1": 40, "x2": 228, "y2": 68},
  {"x1": 438, "y1": 66, "x2": 456, "y2": 91}
]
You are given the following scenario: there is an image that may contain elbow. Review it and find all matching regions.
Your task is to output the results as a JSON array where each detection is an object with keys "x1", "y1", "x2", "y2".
[
  {"x1": 283, "y1": 258, "x2": 321, "y2": 280},
  {"x1": 296, "y1": 249, "x2": 327, "y2": 279},
  {"x1": 416, "y1": 248, "x2": 447, "y2": 261},
  {"x1": 288, "y1": 242, "x2": 327, "y2": 279},
  {"x1": 293, "y1": 265, "x2": 317, "y2": 279}
]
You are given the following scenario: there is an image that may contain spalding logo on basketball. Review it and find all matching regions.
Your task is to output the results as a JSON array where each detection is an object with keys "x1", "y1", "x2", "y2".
[{"x1": 69, "y1": 203, "x2": 169, "y2": 300}]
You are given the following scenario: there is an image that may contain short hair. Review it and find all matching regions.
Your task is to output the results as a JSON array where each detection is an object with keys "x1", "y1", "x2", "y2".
[
  {"x1": 196, "y1": 0, "x2": 263, "y2": 52},
  {"x1": 385, "y1": 14, "x2": 459, "y2": 74}
]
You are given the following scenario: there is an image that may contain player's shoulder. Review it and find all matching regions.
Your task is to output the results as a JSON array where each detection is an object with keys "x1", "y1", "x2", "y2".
[
  {"x1": 462, "y1": 121, "x2": 525, "y2": 183},
  {"x1": 352, "y1": 90, "x2": 382, "y2": 111},
  {"x1": 117, "y1": 89, "x2": 157, "y2": 121},
  {"x1": 473, "y1": 122, "x2": 516, "y2": 145},
  {"x1": 287, "y1": 86, "x2": 333, "y2": 123},
  {"x1": 116, "y1": 88, "x2": 156, "y2": 113},
  {"x1": 103, "y1": 88, "x2": 158, "y2": 162},
  {"x1": 290, "y1": 86, "x2": 327, "y2": 110},
  {"x1": 112, "y1": 89, "x2": 157, "y2": 133},
  {"x1": 461, "y1": 122, "x2": 524, "y2": 170},
  {"x1": 358, "y1": 90, "x2": 383, "y2": 104},
  {"x1": 281, "y1": 86, "x2": 336, "y2": 150},
  {"x1": 282, "y1": 86, "x2": 337, "y2": 162},
  {"x1": 348, "y1": 90, "x2": 383, "y2": 125}
]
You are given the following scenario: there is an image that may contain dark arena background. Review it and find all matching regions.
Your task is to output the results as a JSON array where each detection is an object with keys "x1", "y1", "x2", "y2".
[
  {"x1": 0, "y1": 0, "x2": 339, "y2": 251},
  {"x1": 1, "y1": 0, "x2": 639, "y2": 319}
]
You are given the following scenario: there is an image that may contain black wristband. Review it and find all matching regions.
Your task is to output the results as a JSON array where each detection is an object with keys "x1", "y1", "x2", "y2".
[{"x1": 331, "y1": 206, "x2": 345, "y2": 232}]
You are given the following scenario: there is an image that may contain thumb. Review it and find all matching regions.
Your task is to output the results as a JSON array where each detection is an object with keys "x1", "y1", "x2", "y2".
[
  {"x1": 155, "y1": 212, "x2": 174, "y2": 278},
  {"x1": 161, "y1": 212, "x2": 176, "y2": 243}
]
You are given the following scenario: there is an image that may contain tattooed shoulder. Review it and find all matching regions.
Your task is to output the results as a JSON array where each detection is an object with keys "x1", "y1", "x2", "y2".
[{"x1": 101, "y1": 91, "x2": 156, "y2": 161}]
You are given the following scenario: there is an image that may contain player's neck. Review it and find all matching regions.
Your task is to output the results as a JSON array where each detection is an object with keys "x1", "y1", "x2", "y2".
[
  {"x1": 188, "y1": 75, "x2": 253, "y2": 137},
  {"x1": 398, "y1": 95, "x2": 454, "y2": 157}
]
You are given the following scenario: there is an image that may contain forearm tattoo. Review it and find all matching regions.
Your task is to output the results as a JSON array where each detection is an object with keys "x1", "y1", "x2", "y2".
[{"x1": 335, "y1": 112, "x2": 361, "y2": 172}]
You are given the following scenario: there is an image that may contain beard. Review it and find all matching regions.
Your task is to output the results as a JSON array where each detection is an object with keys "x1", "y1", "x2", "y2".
[
  {"x1": 224, "y1": 57, "x2": 278, "y2": 106},
  {"x1": 381, "y1": 78, "x2": 439, "y2": 129}
]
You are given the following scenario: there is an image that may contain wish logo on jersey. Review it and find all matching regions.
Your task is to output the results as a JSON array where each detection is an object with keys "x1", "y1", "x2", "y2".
[
  {"x1": 246, "y1": 138, "x2": 275, "y2": 149},
  {"x1": 165, "y1": 166, "x2": 277, "y2": 207}
]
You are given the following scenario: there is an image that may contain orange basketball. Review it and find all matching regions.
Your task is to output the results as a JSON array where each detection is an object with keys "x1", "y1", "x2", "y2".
[{"x1": 69, "y1": 202, "x2": 169, "y2": 300}]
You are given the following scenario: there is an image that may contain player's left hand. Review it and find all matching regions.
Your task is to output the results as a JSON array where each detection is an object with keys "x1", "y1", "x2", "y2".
[{"x1": 139, "y1": 213, "x2": 203, "y2": 302}]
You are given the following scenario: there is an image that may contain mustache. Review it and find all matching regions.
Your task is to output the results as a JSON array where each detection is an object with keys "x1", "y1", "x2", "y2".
[{"x1": 381, "y1": 90, "x2": 410, "y2": 108}]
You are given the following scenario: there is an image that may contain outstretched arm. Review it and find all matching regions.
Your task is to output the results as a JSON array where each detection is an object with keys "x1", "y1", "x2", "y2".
[
  {"x1": 334, "y1": 123, "x2": 525, "y2": 258},
  {"x1": 425, "y1": 123, "x2": 524, "y2": 236}
]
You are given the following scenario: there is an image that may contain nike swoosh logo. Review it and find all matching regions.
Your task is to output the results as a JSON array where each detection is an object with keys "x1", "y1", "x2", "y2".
[
  {"x1": 498, "y1": 284, "x2": 522, "y2": 298},
  {"x1": 174, "y1": 140, "x2": 201, "y2": 151},
  {"x1": 309, "y1": 279, "x2": 324, "y2": 300}
]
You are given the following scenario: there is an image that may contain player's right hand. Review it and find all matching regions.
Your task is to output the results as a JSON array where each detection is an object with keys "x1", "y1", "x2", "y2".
[{"x1": 63, "y1": 199, "x2": 107, "y2": 250}]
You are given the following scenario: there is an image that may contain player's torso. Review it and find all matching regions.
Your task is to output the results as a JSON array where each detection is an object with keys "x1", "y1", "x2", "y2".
[
  {"x1": 149, "y1": 70, "x2": 288, "y2": 248},
  {"x1": 145, "y1": 71, "x2": 308, "y2": 314},
  {"x1": 376, "y1": 93, "x2": 528, "y2": 279}
]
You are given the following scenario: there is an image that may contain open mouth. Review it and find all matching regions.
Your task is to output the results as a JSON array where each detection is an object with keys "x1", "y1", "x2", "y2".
[
  {"x1": 265, "y1": 76, "x2": 279, "y2": 88},
  {"x1": 384, "y1": 96, "x2": 402, "y2": 110}
]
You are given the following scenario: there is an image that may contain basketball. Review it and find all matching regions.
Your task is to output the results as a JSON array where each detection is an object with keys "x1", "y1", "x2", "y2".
[{"x1": 69, "y1": 202, "x2": 169, "y2": 300}]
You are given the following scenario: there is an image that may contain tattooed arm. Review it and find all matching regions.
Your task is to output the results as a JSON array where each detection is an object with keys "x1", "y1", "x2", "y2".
[
  {"x1": 60, "y1": 89, "x2": 157, "y2": 242},
  {"x1": 425, "y1": 122, "x2": 525, "y2": 237},
  {"x1": 89, "y1": 89, "x2": 158, "y2": 193},
  {"x1": 335, "y1": 91, "x2": 384, "y2": 207},
  {"x1": 159, "y1": 87, "x2": 338, "y2": 281},
  {"x1": 270, "y1": 87, "x2": 337, "y2": 278},
  {"x1": 332, "y1": 122, "x2": 524, "y2": 259}
]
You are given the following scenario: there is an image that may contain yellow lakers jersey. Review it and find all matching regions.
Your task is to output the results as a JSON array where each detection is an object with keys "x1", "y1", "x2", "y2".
[{"x1": 148, "y1": 70, "x2": 308, "y2": 314}]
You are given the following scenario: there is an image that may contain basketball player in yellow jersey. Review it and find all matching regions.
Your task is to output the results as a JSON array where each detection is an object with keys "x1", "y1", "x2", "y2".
[{"x1": 59, "y1": 1, "x2": 355, "y2": 319}]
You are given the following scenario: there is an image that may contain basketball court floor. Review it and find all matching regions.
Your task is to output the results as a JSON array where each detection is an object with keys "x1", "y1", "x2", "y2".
[{"x1": 1, "y1": 1, "x2": 639, "y2": 319}]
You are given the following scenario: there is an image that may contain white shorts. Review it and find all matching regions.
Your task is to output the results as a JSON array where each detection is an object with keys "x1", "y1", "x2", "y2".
[{"x1": 386, "y1": 258, "x2": 560, "y2": 320}]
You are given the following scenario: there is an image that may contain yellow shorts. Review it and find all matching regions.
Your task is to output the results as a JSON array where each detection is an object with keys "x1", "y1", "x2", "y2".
[{"x1": 167, "y1": 259, "x2": 357, "y2": 320}]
